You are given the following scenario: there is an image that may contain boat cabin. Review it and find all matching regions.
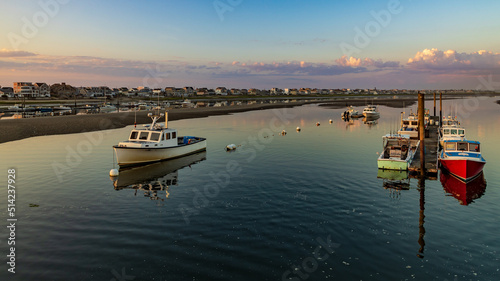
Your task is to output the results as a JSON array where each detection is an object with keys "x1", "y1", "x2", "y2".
[
  {"x1": 442, "y1": 127, "x2": 465, "y2": 138},
  {"x1": 117, "y1": 128, "x2": 179, "y2": 148},
  {"x1": 443, "y1": 141, "x2": 480, "y2": 153}
]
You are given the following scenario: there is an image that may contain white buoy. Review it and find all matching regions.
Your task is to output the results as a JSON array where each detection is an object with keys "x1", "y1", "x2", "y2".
[
  {"x1": 296, "y1": 127, "x2": 301, "y2": 132},
  {"x1": 109, "y1": 169, "x2": 119, "y2": 177},
  {"x1": 226, "y1": 144, "x2": 237, "y2": 151},
  {"x1": 329, "y1": 119, "x2": 333, "y2": 124}
]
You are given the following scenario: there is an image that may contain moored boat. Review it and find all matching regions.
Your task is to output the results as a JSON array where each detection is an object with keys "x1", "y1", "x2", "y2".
[
  {"x1": 397, "y1": 112, "x2": 419, "y2": 139},
  {"x1": 439, "y1": 140, "x2": 486, "y2": 182},
  {"x1": 377, "y1": 134, "x2": 419, "y2": 171},
  {"x1": 362, "y1": 104, "x2": 380, "y2": 118},
  {"x1": 113, "y1": 112, "x2": 207, "y2": 166}
]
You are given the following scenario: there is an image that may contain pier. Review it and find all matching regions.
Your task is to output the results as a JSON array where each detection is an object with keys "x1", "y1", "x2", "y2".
[
  {"x1": 409, "y1": 124, "x2": 439, "y2": 179},
  {"x1": 409, "y1": 92, "x2": 439, "y2": 179}
]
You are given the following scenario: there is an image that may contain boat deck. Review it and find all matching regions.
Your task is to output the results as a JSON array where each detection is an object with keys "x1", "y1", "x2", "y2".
[{"x1": 409, "y1": 124, "x2": 439, "y2": 179}]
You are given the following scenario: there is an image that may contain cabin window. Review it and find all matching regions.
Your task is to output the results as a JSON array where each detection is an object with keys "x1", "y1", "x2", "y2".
[
  {"x1": 403, "y1": 121, "x2": 409, "y2": 125},
  {"x1": 459, "y1": 129, "x2": 465, "y2": 135},
  {"x1": 161, "y1": 133, "x2": 165, "y2": 141},
  {"x1": 445, "y1": 143, "x2": 456, "y2": 151},
  {"x1": 139, "y1": 132, "x2": 149, "y2": 140},
  {"x1": 451, "y1": 129, "x2": 457, "y2": 135},
  {"x1": 150, "y1": 132, "x2": 160, "y2": 141},
  {"x1": 166, "y1": 133, "x2": 171, "y2": 140},
  {"x1": 411, "y1": 121, "x2": 418, "y2": 126},
  {"x1": 129, "y1": 131, "x2": 138, "y2": 140},
  {"x1": 469, "y1": 144, "x2": 480, "y2": 152},
  {"x1": 172, "y1": 132, "x2": 177, "y2": 139},
  {"x1": 457, "y1": 142, "x2": 468, "y2": 151},
  {"x1": 444, "y1": 129, "x2": 450, "y2": 134}
]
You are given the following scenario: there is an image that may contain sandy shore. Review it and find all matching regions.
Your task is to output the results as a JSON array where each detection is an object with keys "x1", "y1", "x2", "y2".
[{"x1": 0, "y1": 101, "x2": 317, "y2": 144}]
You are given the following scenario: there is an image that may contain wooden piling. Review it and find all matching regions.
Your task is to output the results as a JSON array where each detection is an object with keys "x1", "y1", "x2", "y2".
[
  {"x1": 418, "y1": 93, "x2": 426, "y2": 175},
  {"x1": 439, "y1": 92, "x2": 442, "y2": 128},
  {"x1": 433, "y1": 92, "x2": 436, "y2": 116}
]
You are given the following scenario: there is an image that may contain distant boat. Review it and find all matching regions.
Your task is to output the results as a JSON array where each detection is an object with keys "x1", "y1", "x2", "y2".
[
  {"x1": 341, "y1": 105, "x2": 362, "y2": 119},
  {"x1": 439, "y1": 115, "x2": 465, "y2": 147},
  {"x1": 99, "y1": 104, "x2": 117, "y2": 113},
  {"x1": 113, "y1": 112, "x2": 207, "y2": 166},
  {"x1": 439, "y1": 140, "x2": 486, "y2": 182},
  {"x1": 378, "y1": 134, "x2": 419, "y2": 171},
  {"x1": 362, "y1": 105, "x2": 380, "y2": 118},
  {"x1": 397, "y1": 112, "x2": 419, "y2": 139}
]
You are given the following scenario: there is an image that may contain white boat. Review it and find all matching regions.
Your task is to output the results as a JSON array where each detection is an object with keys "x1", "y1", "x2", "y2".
[
  {"x1": 113, "y1": 112, "x2": 207, "y2": 166},
  {"x1": 439, "y1": 115, "x2": 465, "y2": 147},
  {"x1": 99, "y1": 104, "x2": 117, "y2": 113},
  {"x1": 397, "y1": 113, "x2": 419, "y2": 139},
  {"x1": 439, "y1": 127, "x2": 466, "y2": 147},
  {"x1": 377, "y1": 134, "x2": 419, "y2": 171},
  {"x1": 341, "y1": 105, "x2": 362, "y2": 119},
  {"x1": 362, "y1": 105, "x2": 380, "y2": 117}
]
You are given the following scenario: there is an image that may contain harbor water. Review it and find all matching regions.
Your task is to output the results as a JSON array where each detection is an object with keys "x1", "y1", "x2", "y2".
[{"x1": 0, "y1": 96, "x2": 499, "y2": 280}]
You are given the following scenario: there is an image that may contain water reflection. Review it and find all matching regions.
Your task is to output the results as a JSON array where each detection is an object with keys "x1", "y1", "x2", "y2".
[
  {"x1": 378, "y1": 169, "x2": 410, "y2": 199},
  {"x1": 363, "y1": 115, "x2": 380, "y2": 127},
  {"x1": 111, "y1": 152, "x2": 207, "y2": 201},
  {"x1": 440, "y1": 169, "x2": 487, "y2": 205}
]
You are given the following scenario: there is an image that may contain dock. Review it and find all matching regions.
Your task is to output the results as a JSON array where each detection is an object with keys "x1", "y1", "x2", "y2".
[{"x1": 409, "y1": 123, "x2": 439, "y2": 179}]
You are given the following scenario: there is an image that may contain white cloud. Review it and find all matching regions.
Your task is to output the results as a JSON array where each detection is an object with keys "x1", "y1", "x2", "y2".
[{"x1": 407, "y1": 48, "x2": 500, "y2": 71}]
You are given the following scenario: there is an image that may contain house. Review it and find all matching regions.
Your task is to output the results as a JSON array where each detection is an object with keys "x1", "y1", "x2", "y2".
[
  {"x1": 13, "y1": 82, "x2": 38, "y2": 98},
  {"x1": 183, "y1": 87, "x2": 194, "y2": 96},
  {"x1": 0, "y1": 87, "x2": 15, "y2": 98},
  {"x1": 215, "y1": 87, "x2": 227, "y2": 95},
  {"x1": 270, "y1": 88, "x2": 282, "y2": 95},
  {"x1": 230, "y1": 88, "x2": 241, "y2": 95},
  {"x1": 34, "y1": 83, "x2": 50, "y2": 97},
  {"x1": 248, "y1": 88, "x2": 258, "y2": 95}
]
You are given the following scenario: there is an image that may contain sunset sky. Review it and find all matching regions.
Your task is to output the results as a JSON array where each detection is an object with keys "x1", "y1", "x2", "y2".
[{"x1": 1, "y1": 0, "x2": 500, "y2": 90}]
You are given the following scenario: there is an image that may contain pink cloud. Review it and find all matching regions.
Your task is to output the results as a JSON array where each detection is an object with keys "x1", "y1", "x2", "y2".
[
  {"x1": 0, "y1": 49, "x2": 37, "y2": 57},
  {"x1": 407, "y1": 48, "x2": 500, "y2": 71}
]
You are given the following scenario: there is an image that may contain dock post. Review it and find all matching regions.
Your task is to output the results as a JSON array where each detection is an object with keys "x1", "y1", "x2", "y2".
[
  {"x1": 433, "y1": 92, "x2": 436, "y2": 116},
  {"x1": 418, "y1": 92, "x2": 426, "y2": 174},
  {"x1": 439, "y1": 92, "x2": 442, "y2": 128}
]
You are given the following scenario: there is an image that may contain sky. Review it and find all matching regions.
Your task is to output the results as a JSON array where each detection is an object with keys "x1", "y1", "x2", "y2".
[{"x1": 1, "y1": 0, "x2": 500, "y2": 90}]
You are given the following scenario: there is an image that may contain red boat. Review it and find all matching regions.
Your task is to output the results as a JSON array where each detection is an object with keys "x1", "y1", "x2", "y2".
[
  {"x1": 440, "y1": 169, "x2": 486, "y2": 205},
  {"x1": 439, "y1": 140, "x2": 486, "y2": 182}
]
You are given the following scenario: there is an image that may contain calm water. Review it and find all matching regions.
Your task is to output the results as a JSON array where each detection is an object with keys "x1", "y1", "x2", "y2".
[{"x1": 1, "y1": 96, "x2": 499, "y2": 281}]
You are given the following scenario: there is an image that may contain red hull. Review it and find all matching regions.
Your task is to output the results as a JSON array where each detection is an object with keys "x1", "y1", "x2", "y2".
[
  {"x1": 439, "y1": 158, "x2": 485, "y2": 182},
  {"x1": 440, "y1": 170, "x2": 486, "y2": 205}
]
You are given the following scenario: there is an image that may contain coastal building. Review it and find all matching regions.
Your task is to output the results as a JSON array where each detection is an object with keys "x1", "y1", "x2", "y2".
[
  {"x1": 0, "y1": 87, "x2": 15, "y2": 98},
  {"x1": 34, "y1": 83, "x2": 50, "y2": 97},
  {"x1": 13, "y1": 82, "x2": 38, "y2": 98}
]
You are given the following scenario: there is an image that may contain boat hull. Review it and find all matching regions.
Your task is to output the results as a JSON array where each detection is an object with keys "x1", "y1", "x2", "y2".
[
  {"x1": 377, "y1": 158, "x2": 409, "y2": 170},
  {"x1": 114, "y1": 139, "x2": 207, "y2": 166},
  {"x1": 439, "y1": 157, "x2": 485, "y2": 182}
]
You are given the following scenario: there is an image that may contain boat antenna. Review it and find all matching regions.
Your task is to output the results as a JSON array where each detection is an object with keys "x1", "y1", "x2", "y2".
[{"x1": 134, "y1": 106, "x2": 137, "y2": 128}]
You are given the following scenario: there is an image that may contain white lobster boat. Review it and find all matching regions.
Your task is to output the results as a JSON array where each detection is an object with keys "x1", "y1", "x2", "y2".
[{"x1": 113, "y1": 112, "x2": 206, "y2": 166}]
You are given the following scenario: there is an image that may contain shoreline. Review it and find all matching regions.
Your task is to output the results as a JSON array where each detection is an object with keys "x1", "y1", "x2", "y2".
[
  {"x1": 1, "y1": 95, "x2": 497, "y2": 144},
  {"x1": 0, "y1": 101, "x2": 317, "y2": 144}
]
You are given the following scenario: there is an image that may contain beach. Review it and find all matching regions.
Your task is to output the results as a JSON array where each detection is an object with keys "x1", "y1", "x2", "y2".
[{"x1": 0, "y1": 100, "x2": 317, "y2": 144}]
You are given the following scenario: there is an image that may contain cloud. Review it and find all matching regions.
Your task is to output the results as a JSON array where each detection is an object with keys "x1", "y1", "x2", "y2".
[
  {"x1": 407, "y1": 48, "x2": 500, "y2": 71},
  {"x1": 0, "y1": 49, "x2": 37, "y2": 57}
]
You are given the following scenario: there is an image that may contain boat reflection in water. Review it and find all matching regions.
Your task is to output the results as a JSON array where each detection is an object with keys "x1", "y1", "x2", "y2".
[
  {"x1": 111, "y1": 151, "x2": 207, "y2": 201},
  {"x1": 440, "y1": 168, "x2": 487, "y2": 205},
  {"x1": 363, "y1": 115, "x2": 380, "y2": 127},
  {"x1": 377, "y1": 169, "x2": 410, "y2": 199}
]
